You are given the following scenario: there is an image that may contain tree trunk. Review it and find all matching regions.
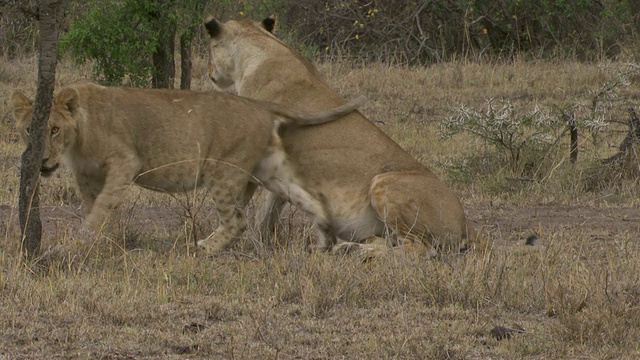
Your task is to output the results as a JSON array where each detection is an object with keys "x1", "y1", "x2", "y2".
[
  {"x1": 152, "y1": 22, "x2": 176, "y2": 88},
  {"x1": 629, "y1": 0, "x2": 640, "y2": 33},
  {"x1": 19, "y1": 0, "x2": 67, "y2": 258},
  {"x1": 179, "y1": 30, "x2": 193, "y2": 90},
  {"x1": 563, "y1": 111, "x2": 579, "y2": 164},
  {"x1": 179, "y1": 0, "x2": 206, "y2": 89}
]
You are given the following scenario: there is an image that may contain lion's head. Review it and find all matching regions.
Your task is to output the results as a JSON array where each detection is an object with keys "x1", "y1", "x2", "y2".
[
  {"x1": 203, "y1": 15, "x2": 277, "y2": 94},
  {"x1": 11, "y1": 88, "x2": 80, "y2": 177}
]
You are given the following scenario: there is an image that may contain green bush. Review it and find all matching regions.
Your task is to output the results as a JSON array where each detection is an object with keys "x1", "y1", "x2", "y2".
[
  {"x1": 60, "y1": 0, "x2": 204, "y2": 87},
  {"x1": 61, "y1": 0, "x2": 158, "y2": 86}
]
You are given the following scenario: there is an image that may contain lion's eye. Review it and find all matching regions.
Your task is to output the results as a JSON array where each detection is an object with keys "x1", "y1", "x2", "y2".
[{"x1": 51, "y1": 126, "x2": 60, "y2": 135}]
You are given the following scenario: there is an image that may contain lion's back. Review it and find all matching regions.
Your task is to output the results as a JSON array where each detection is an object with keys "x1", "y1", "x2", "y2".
[{"x1": 65, "y1": 83, "x2": 275, "y2": 192}]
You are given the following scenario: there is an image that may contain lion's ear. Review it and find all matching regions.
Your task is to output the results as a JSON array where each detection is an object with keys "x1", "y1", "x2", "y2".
[
  {"x1": 204, "y1": 16, "x2": 221, "y2": 38},
  {"x1": 10, "y1": 91, "x2": 33, "y2": 124},
  {"x1": 55, "y1": 87, "x2": 80, "y2": 115},
  {"x1": 261, "y1": 15, "x2": 276, "y2": 34}
]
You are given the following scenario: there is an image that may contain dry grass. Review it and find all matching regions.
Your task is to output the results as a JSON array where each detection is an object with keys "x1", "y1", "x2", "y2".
[{"x1": 1, "y1": 54, "x2": 640, "y2": 359}]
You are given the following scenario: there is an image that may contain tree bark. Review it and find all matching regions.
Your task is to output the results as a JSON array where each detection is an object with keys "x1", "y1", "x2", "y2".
[
  {"x1": 152, "y1": 20, "x2": 176, "y2": 88},
  {"x1": 19, "y1": 0, "x2": 67, "y2": 258},
  {"x1": 629, "y1": 0, "x2": 640, "y2": 33},
  {"x1": 563, "y1": 111, "x2": 579, "y2": 164},
  {"x1": 179, "y1": 0, "x2": 206, "y2": 89},
  {"x1": 179, "y1": 30, "x2": 193, "y2": 90}
]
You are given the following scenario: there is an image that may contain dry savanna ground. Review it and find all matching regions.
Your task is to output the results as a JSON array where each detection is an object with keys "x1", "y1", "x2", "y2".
[{"x1": 1, "y1": 54, "x2": 640, "y2": 359}]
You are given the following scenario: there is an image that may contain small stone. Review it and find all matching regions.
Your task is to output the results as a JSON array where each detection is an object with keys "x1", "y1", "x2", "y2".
[
  {"x1": 490, "y1": 325, "x2": 525, "y2": 341},
  {"x1": 525, "y1": 234, "x2": 539, "y2": 246}
]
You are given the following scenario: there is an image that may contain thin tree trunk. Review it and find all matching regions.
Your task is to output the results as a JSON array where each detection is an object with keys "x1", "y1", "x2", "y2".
[
  {"x1": 152, "y1": 22, "x2": 176, "y2": 88},
  {"x1": 564, "y1": 111, "x2": 579, "y2": 164},
  {"x1": 180, "y1": 30, "x2": 193, "y2": 90},
  {"x1": 19, "y1": 0, "x2": 67, "y2": 258},
  {"x1": 629, "y1": 0, "x2": 640, "y2": 33},
  {"x1": 179, "y1": 0, "x2": 205, "y2": 89}
]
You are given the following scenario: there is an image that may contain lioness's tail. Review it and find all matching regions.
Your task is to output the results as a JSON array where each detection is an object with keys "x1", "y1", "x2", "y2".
[{"x1": 268, "y1": 95, "x2": 367, "y2": 126}]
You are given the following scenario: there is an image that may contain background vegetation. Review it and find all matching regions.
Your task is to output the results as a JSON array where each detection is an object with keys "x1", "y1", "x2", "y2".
[
  {"x1": 4, "y1": 0, "x2": 640, "y2": 88},
  {"x1": 1, "y1": 0, "x2": 640, "y2": 358},
  {"x1": 277, "y1": 0, "x2": 640, "y2": 63},
  {"x1": 4, "y1": 1, "x2": 640, "y2": 71}
]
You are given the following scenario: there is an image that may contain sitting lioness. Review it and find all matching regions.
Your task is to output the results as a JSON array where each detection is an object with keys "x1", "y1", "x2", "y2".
[
  {"x1": 203, "y1": 15, "x2": 485, "y2": 255},
  {"x1": 11, "y1": 81, "x2": 365, "y2": 253}
]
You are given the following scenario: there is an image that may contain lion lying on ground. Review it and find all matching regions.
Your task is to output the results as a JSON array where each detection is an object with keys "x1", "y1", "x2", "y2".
[
  {"x1": 203, "y1": 15, "x2": 486, "y2": 256},
  {"x1": 11, "y1": 81, "x2": 365, "y2": 253}
]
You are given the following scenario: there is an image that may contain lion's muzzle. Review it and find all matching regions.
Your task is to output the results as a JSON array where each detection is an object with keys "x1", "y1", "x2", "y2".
[{"x1": 40, "y1": 163, "x2": 59, "y2": 177}]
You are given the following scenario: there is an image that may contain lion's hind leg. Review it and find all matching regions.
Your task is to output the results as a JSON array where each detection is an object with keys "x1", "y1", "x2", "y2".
[
  {"x1": 252, "y1": 138, "x2": 337, "y2": 252},
  {"x1": 197, "y1": 176, "x2": 258, "y2": 254},
  {"x1": 253, "y1": 190, "x2": 286, "y2": 245},
  {"x1": 196, "y1": 203, "x2": 247, "y2": 254},
  {"x1": 368, "y1": 171, "x2": 471, "y2": 256},
  {"x1": 260, "y1": 174, "x2": 336, "y2": 252}
]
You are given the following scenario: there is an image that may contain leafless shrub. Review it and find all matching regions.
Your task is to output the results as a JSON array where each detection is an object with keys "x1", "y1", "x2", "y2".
[{"x1": 275, "y1": 0, "x2": 636, "y2": 64}]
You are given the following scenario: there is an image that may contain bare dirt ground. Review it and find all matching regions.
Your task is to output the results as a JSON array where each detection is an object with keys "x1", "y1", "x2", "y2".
[
  {"x1": 470, "y1": 204, "x2": 640, "y2": 244},
  {"x1": 3, "y1": 202, "x2": 639, "y2": 248}
]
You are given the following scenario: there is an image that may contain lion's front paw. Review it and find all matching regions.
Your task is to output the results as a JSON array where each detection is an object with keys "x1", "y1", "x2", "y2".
[
  {"x1": 196, "y1": 238, "x2": 212, "y2": 252},
  {"x1": 196, "y1": 231, "x2": 229, "y2": 255},
  {"x1": 358, "y1": 242, "x2": 389, "y2": 260},
  {"x1": 78, "y1": 225, "x2": 98, "y2": 240},
  {"x1": 84, "y1": 211, "x2": 105, "y2": 231},
  {"x1": 331, "y1": 241, "x2": 362, "y2": 256},
  {"x1": 196, "y1": 240, "x2": 224, "y2": 255},
  {"x1": 331, "y1": 239, "x2": 388, "y2": 261}
]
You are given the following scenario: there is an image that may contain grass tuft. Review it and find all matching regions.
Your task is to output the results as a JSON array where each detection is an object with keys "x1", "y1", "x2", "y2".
[{"x1": 1, "y1": 56, "x2": 639, "y2": 358}]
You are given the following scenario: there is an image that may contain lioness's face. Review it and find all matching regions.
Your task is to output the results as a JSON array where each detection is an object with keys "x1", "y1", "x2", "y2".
[
  {"x1": 11, "y1": 89, "x2": 79, "y2": 177},
  {"x1": 203, "y1": 16, "x2": 277, "y2": 94}
]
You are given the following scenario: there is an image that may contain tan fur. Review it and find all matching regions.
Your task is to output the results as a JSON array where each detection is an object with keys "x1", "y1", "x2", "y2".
[
  {"x1": 204, "y1": 15, "x2": 487, "y2": 255},
  {"x1": 11, "y1": 81, "x2": 364, "y2": 253}
]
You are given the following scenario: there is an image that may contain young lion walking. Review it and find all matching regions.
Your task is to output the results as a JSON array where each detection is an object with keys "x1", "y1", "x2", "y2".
[{"x1": 11, "y1": 81, "x2": 365, "y2": 252}]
